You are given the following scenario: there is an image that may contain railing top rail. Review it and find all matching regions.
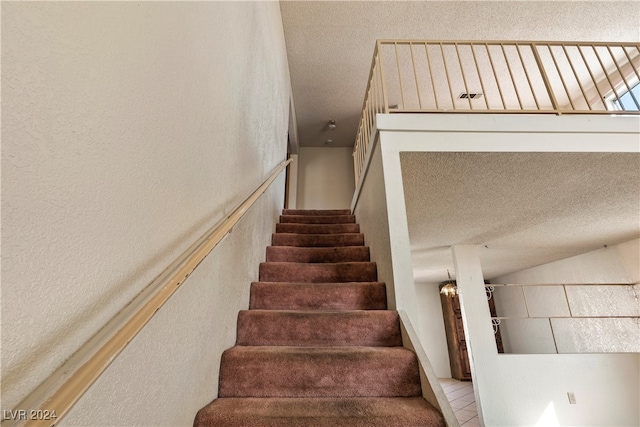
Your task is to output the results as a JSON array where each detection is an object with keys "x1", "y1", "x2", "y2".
[
  {"x1": 488, "y1": 282, "x2": 640, "y2": 287},
  {"x1": 375, "y1": 39, "x2": 640, "y2": 47},
  {"x1": 4, "y1": 159, "x2": 292, "y2": 427}
]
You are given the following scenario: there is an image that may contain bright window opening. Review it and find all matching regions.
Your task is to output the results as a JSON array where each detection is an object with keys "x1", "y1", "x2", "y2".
[{"x1": 612, "y1": 82, "x2": 640, "y2": 111}]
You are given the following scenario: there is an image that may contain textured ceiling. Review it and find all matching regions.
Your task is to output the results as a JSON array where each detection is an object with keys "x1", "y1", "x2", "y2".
[
  {"x1": 400, "y1": 152, "x2": 640, "y2": 283},
  {"x1": 280, "y1": 1, "x2": 640, "y2": 147}
]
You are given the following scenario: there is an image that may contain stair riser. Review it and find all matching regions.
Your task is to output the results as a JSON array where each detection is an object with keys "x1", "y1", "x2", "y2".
[
  {"x1": 282, "y1": 209, "x2": 351, "y2": 216},
  {"x1": 236, "y1": 311, "x2": 402, "y2": 347},
  {"x1": 219, "y1": 348, "x2": 422, "y2": 398},
  {"x1": 259, "y1": 262, "x2": 377, "y2": 283},
  {"x1": 279, "y1": 215, "x2": 356, "y2": 224},
  {"x1": 265, "y1": 246, "x2": 370, "y2": 263},
  {"x1": 276, "y1": 224, "x2": 360, "y2": 234},
  {"x1": 272, "y1": 234, "x2": 365, "y2": 247},
  {"x1": 195, "y1": 398, "x2": 445, "y2": 427},
  {"x1": 249, "y1": 282, "x2": 387, "y2": 311}
]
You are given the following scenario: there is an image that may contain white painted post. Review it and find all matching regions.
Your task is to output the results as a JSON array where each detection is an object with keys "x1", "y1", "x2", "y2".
[
  {"x1": 380, "y1": 135, "x2": 420, "y2": 328},
  {"x1": 451, "y1": 245, "x2": 496, "y2": 426}
]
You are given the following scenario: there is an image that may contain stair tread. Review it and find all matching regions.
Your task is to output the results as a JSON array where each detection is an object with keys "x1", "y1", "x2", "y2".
[
  {"x1": 249, "y1": 282, "x2": 387, "y2": 311},
  {"x1": 236, "y1": 310, "x2": 401, "y2": 347},
  {"x1": 283, "y1": 209, "x2": 351, "y2": 216},
  {"x1": 266, "y1": 246, "x2": 370, "y2": 263},
  {"x1": 194, "y1": 397, "x2": 445, "y2": 427},
  {"x1": 280, "y1": 214, "x2": 356, "y2": 224},
  {"x1": 272, "y1": 233, "x2": 365, "y2": 247},
  {"x1": 219, "y1": 346, "x2": 421, "y2": 398},
  {"x1": 276, "y1": 223, "x2": 360, "y2": 234},
  {"x1": 259, "y1": 261, "x2": 377, "y2": 283}
]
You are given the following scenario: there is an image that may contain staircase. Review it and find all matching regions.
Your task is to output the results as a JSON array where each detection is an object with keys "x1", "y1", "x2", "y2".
[{"x1": 194, "y1": 209, "x2": 445, "y2": 426}]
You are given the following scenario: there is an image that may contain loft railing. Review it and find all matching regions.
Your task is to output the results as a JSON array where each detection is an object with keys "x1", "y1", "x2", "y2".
[
  {"x1": 487, "y1": 282, "x2": 640, "y2": 354},
  {"x1": 2, "y1": 159, "x2": 292, "y2": 427},
  {"x1": 353, "y1": 40, "x2": 640, "y2": 182}
]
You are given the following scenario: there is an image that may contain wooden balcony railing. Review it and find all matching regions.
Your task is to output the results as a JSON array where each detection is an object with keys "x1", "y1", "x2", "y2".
[{"x1": 353, "y1": 40, "x2": 640, "y2": 183}]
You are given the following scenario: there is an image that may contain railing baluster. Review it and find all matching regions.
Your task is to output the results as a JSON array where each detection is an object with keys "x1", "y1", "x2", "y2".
[
  {"x1": 593, "y1": 45, "x2": 619, "y2": 106},
  {"x1": 470, "y1": 44, "x2": 490, "y2": 110},
  {"x1": 455, "y1": 43, "x2": 472, "y2": 109},
  {"x1": 378, "y1": 41, "x2": 389, "y2": 113},
  {"x1": 516, "y1": 44, "x2": 541, "y2": 110},
  {"x1": 372, "y1": 61, "x2": 379, "y2": 116},
  {"x1": 485, "y1": 43, "x2": 507, "y2": 110},
  {"x1": 531, "y1": 43, "x2": 560, "y2": 112},
  {"x1": 394, "y1": 42, "x2": 406, "y2": 109},
  {"x1": 368, "y1": 82, "x2": 373, "y2": 139},
  {"x1": 440, "y1": 42, "x2": 456, "y2": 108},
  {"x1": 577, "y1": 45, "x2": 606, "y2": 110},
  {"x1": 548, "y1": 44, "x2": 575, "y2": 110},
  {"x1": 424, "y1": 43, "x2": 439, "y2": 110},
  {"x1": 607, "y1": 45, "x2": 640, "y2": 110},
  {"x1": 621, "y1": 46, "x2": 640, "y2": 89},
  {"x1": 364, "y1": 92, "x2": 370, "y2": 149},
  {"x1": 409, "y1": 42, "x2": 423, "y2": 109},
  {"x1": 562, "y1": 44, "x2": 591, "y2": 110},
  {"x1": 501, "y1": 43, "x2": 523, "y2": 109}
]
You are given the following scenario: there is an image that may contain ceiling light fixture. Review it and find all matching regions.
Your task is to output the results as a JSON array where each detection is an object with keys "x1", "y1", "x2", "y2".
[
  {"x1": 328, "y1": 119, "x2": 336, "y2": 130},
  {"x1": 440, "y1": 270, "x2": 458, "y2": 297}
]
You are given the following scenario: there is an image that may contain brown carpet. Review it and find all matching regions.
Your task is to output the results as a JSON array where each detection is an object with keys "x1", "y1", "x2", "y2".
[{"x1": 194, "y1": 210, "x2": 445, "y2": 426}]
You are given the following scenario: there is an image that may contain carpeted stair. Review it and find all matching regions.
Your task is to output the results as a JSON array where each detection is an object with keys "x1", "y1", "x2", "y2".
[{"x1": 194, "y1": 209, "x2": 445, "y2": 426}]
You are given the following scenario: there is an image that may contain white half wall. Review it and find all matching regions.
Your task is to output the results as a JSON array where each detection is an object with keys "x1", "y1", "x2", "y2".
[
  {"x1": 415, "y1": 282, "x2": 452, "y2": 378},
  {"x1": 297, "y1": 147, "x2": 355, "y2": 209},
  {"x1": 2, "y1": 2, "x2": 291, "y2": 425}
]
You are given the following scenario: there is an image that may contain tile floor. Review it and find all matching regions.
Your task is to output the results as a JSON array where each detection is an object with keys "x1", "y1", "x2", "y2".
[{"x1": 439, "y1": 378, "x2": 480, "y2": 426}]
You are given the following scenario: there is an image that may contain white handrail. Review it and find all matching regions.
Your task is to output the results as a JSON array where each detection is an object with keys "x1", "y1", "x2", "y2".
[{"x1": 3, "y1": 159, "x2": 292, "y2": 427}]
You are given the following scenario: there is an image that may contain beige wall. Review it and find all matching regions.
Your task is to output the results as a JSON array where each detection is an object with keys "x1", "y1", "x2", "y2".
[
  {"x1": 297, "y1": 147, "x2": 355, "y2": 209},
  {"x1": 1, "y1": 2, "x2": 290, "y2": 424}
]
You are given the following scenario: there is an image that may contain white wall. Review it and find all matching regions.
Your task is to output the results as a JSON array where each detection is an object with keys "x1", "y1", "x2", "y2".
[
  {"x1": 415, "y1": 282, "x2": 451, "y2": 378},
  {"x1": 297, "y1": 147, "x2": 355, "y2": 209},
  {"x1": 1, "y1": 2, "x2": 290, "y2": 425}
]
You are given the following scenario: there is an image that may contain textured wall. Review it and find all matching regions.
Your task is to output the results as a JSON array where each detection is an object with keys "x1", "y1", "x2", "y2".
[
  {"x1": 494, "y1": 238, "x2": 640, "y2": 285},
  {"x1": 492, "y1": 239, "x2": 640, "y2": 354},
  {"x1": 1, "y1": 2, "x2": 290, "y2": 424},
  {"x1": 297, "y1": 147, "x2": 354, "y2": 209}
]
